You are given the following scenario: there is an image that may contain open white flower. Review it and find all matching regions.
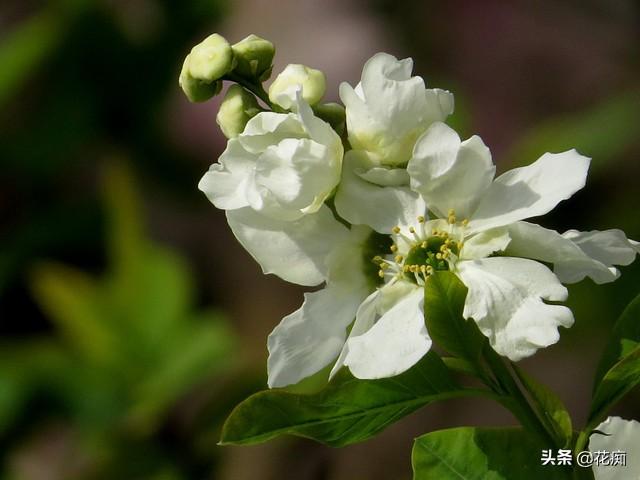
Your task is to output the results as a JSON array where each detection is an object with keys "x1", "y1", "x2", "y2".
[
  {"x1": 590, "y1": 417, "x2": 640, "y2": 480},
  {"x1": 264, "y1": 120, "x2": 639, "y2": 386},
  {"x1": 266, "y1": 224, "x2": 433, "y2": 387},
  {"x1": 198, "y1": 92, "x2": 343, "y2": 222},
  {"x1": 400, "y1": 122, "x2": 638, "y2": 360},
  {"x1": 335, "y1": 53, "x2": 452, "y2": 232}
]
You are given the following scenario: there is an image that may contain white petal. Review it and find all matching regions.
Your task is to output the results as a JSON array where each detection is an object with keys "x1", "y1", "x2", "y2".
[
  {"x1": 295, "y1": 91, "x2": 342, "y2": 149},
  {"x1": 506, "y1": 222, "x2": 626, "y2": 284},
  {"x1": 226, "y1": 205, "x2": 348, "y2": 286},
  {"x1": 329, "y1": 289, "x2": 380, "y2": 379},
  {"x1": 335, "y1": 151, "x2": 427, "y2": 233},
  {"x1": 343, "y1": 288, "x2": 431, "y2": 379},
  {"x1": 341, "y1": 53, "x2": 453, "y2": 166},
  {"x1": 198, "y1": 139, "x2": 256, "y2": 210},
  {"x1": 408, "y1": 122, "x2": 495, "y2": 219},
  {"x1": 457, "y1": 257, "x2": 573, "y2": 361},
  {"x1": 564, "y1": 229, "x2": 639, "y2": 268},
  {"x1": 267, "y1": 284, "x2": 367, "y2": 388},
  {"x1": 251, "y1": 138, "x2": 338, "y2": 219},
  {"x1": 239, "y1": 112, "x2": 306, "y2": 154},
  {"x1": 460, "y1": 227, "x2": 511, "y2": 260},
  {"x1": 468, "y1": 149, "x2": 591, "y2": 233},
  {"x1": 590, "y1": 417, "x2": 640, "y2": 480}
]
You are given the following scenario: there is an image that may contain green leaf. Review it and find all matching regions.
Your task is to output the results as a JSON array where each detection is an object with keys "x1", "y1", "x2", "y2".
[
  {"x1": 220, "y1": 352, "x2": 480, "y2": 447},
  {"x1": 412, "y1": 427, "x2": 571, "y2": 480},
  {"x1": 512, "y1": 364, "x2": 573, "y2": 448},
  {"x1": 424, "y1": 272, "x2": 485, "y2": 366},
  {"x1": 128, "y1": 315, "x2": 235, "y2": 433},
  {"x1": 588, "y1": 344, "x2": 640, "y2": 427},
  {"x1": 29, "y1": 262, "x2": 118, "y2": 365},
  {"x1": 593, "y1": 291, "x2": 640, "y2": 389}
]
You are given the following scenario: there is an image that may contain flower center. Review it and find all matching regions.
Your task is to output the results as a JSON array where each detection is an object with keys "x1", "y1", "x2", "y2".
[{"x1": 370, "y1": 212, "x2": 467, "y2": 287}]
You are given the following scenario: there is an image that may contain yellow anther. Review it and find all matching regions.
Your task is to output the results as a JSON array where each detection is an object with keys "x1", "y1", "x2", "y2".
[
  {"x1": 409, "y1": 226, "x2": 416, "y2": 234},
  {"x1": 426, "y1": 266, "x2": 434, "y2": 274},
  {"x1": 392, "y1": 226, "x2": 401, "y2": 234},
  {"x1": 448, "y1": 208, "x2": 455, "y2": 217},
  {"x1": 417, "y1": 215, "x2": 425, "y2": 223},
  {"x1": 421, "y1": 241, "x2": 427, "y2": 248},
  {"x1": 373, "y1": 255, "x2": 383, "y2": 263},
  {"x1": 378, "y1": 270, "x2": 385, "y2": 278},
  {"x1": 403, "y1": 265, "x2": 410, "y2": 273},
  {"x1": 442, "y1": 251, "x2": 450, "y2": 259},
  {"x1": 420, "y1": 265, "x2": 427, "y2": 274},
  {"x1": 390, "y1": 244, "x2": 398, "y2": 252},
  {"x1": 395, "y1": 255, "x2": 404, "y2": 263},
  {"x1": 380, "y1": 263, "x2": 389, "y2": 270},
  {"x1": 436, "y1": 253, "x2": 443, "y2": 259},
  {"x1": 440, "y1": 244, "x2": 448, "y2": 252},
  {"x1": 457, "y1": 241, "x2": 464, "y2": 251},
  {"x1": 462, "y1": 218, "x2": 469, "y2": 226}
]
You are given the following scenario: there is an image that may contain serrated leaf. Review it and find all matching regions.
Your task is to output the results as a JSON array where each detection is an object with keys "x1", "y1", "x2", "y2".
[
  {"x1": 512, "y1": 364, "x2": 573, "y2": 448},
  {"x1": 220, "y1": 351, "x2": 479, "y2": 447},
  {"x1": 412, "y1": 427, "x2": 571, "y2": 480},
  {"x1": 424, "y1": 271, "x2": 485, "y2": 365}
]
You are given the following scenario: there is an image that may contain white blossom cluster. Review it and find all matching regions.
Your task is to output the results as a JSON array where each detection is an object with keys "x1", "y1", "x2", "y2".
[{"x1": 196, "y1": 51, "x2": 639, "y2": 389}]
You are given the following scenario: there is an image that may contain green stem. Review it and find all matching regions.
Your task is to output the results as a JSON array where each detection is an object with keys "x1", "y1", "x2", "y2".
[
  {"x1": 224, "y1": 73, "x2": 276, "y2": 110},
  {"x1": 482, "y1": 347, "x2": 559, "y2": 449}
]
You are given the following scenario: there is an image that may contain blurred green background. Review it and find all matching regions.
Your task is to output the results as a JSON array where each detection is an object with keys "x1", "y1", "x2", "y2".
[{"x1": 0, "y1": 0, "x2": 639, "y2": 478}]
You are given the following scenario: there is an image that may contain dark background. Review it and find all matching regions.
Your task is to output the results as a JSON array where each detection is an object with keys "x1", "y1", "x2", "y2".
[{"x1": 1, "y1": 0, "x2": 639, "y2": 478}]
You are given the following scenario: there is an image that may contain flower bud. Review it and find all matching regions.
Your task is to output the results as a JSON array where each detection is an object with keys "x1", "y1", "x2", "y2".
[
  {"x1": 179, "y1": 56, "x2": 223, "y2": 102},
  {"x1": 187, "y1": 33, "x2": 235, "y2": 82},
  {"x1": 216, "y1": 85, "x2": 261, "y2": 138},
  {"x1": 268, "y1": 64, "x2": 326, "y2": 110},
  {"x1": 231, "y1": 34, "x2": 275, "y2": 80}
]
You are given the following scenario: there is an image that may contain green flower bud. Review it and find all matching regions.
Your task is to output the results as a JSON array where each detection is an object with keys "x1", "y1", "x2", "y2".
[
  {"x1": 313, "y1": 102, "x2": 346, "y2": 134},
  {"x1": 216, "y1": 85, "x2": 261, "y2": 138},
  {"x1": 179, "y1": 56, "x2": 223, "y2": 102},
  {"x1": 188, "y1": 33, "x2": 235, "y2": 82},
  {"x1": 268, "y1": 64, "x2": 326, "y2": 110},
  {"x1": 231, "y1": 34, "x2": 275, "y2": 80}
]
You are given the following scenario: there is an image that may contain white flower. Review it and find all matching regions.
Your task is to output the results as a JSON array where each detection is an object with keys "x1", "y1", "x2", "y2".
[
  {"x1": 198, "y1": 92, "x2": 343, "y2": 222},
  {"x1": 340, "y1": 52, "x2": 454, "y2": 167},
  {"x1": 267, "y1": 224, "x2": 432, "y2": 387},
  {"x1": 590, "y1": 417, "x2": 640, "y2": 480},
  {"x1": 401, "y1": 122, "x2": 638, "y2": 360},
  {"x1": 262, "y1": 121, "x2": 639, "y2": 386},
  {"x1": 335, "y1": 53, "x2": 453, "y2": 232}
]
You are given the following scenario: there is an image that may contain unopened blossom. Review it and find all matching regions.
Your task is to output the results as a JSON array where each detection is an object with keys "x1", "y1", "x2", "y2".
[
  {"x1": 335, "y1": 53, "x2": 453, "y2": 232},
  {"x1": 179, "y1": 33, "x2": 234, "y2": 102},
  {"x1": 268, "y1": 64, "x2": 326, "y2": 110},
  {"x1": 590, "y1": 417, "x2": 640, "y2": 480}
]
